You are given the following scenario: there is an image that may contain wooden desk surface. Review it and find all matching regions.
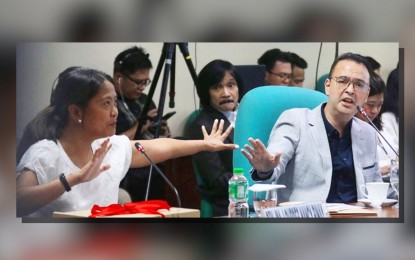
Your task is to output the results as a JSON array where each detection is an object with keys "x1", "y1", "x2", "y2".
[
  {"x1": 330, "y1": 202, "x2": 399, "y2": 218},
  {"x1": 53, "y1": 207, "x2": 200, "y2": 218}
]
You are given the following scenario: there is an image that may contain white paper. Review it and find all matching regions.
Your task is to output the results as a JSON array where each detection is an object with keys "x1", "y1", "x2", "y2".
[
  {"x1": 248, "y1": 184, "x2": 286, "y2": 192},
  {"x1": 323, "y1": 203, "x2": 364, "y2": 212}
]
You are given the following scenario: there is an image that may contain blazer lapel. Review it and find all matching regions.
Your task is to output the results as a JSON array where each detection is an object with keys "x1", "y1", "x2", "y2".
[
  {"x1": 308, "y1": 104, "x2": 332, "y2": 184},
  {"x1": 351, "y1": 118, "x2": 366, "y2": 198}
]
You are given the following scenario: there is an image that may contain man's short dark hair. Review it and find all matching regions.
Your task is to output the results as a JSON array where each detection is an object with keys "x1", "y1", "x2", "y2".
[
  {"x1": 257, "y1": 48, "x2": 291, "y2": 71},
  {"x1": 365, "y1": 56, "x2": 381, "y2": 72},
  {"x1": 329, "y1": 52, "x2": 372, "y2": 78},
  {"x1": 113, "y1": 46, "x2": 152, "y2": 75},
  {"x1": 287, "y1": 52, "x2": 308, "y2": 69}
]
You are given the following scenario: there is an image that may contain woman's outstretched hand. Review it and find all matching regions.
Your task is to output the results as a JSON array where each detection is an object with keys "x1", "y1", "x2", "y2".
[
  {"x1": 241, "y1": 137, "x2": 281, "y2": 172},
  {"x1": 202, "y1": 119, "x2": 239, "y2": 151},
  {"x1": 77, "y1": 138, "x2": 112, "y2": 183}
]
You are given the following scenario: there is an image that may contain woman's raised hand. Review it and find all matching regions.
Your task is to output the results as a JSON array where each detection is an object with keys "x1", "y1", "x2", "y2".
[
  {"x1": 201, "y1": 119, "x2": 239, "y2": 151},
  {"x1": 77, "y1": 138, "x2": 112, "y2": 183}
]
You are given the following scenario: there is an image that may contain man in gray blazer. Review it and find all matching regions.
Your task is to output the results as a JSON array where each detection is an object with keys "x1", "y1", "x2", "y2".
[{"x1": 241, "y1": 52, "x2": 382, "y2": 203}]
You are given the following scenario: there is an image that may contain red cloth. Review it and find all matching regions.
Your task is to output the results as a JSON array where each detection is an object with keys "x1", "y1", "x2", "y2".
[{"x1": 89, "y1": 200, "x2": 172, "y2": 218}]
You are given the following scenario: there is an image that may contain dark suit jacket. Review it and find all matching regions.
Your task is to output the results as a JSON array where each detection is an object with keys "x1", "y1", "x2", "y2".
[{"x1": 188, "y1": 106, "x2": 234, "y2": 216}]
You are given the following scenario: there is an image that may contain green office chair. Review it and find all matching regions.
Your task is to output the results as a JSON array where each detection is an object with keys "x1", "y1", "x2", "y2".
[
  {"x1": 233, "y1": 86, "x2": 328, "y2": 206},
  {"x1": 184, "y1": 109, "x2": 214, "y2": 218},
  {"x1": 192, "y1": 163, "x2": 214, "y2": 218},
  {"x1": 315, "y1": 73, "x2": 329, "y2": 94}
]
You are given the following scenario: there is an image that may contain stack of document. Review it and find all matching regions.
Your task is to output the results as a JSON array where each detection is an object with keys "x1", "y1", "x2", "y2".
[
  {"x1": 262, "y1": 202, "x2": 329, "y2": 218},
  {"x1": 324, "y1": 203, "x2": 377, "y2": 216}
]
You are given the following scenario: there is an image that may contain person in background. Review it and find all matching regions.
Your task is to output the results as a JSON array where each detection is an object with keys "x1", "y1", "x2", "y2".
[
  {"x1": 241, "y1": 52, "x2": 382, "y2": 204},
  {"x1": 365, "y1": 56, "x2": 381, "y2": 75},
  {"x1": 379, "y1": 65, "x2": 399, "y2": 159},
  {"x1": 287, "y1": 52, "x2": 308, "y2": 87},
  {"x1": 113, "y1": 46, "x2": 171, "y2": 202},
  {"x1": 188, "y1": 59, "x2": 243, "y2": 216},
  {"x1": 113, "y1": 46, "x2": 171, "y2": 140},
  {"x1": 257, "y1": 48, "x2": 292, "y2": 86},
  {"x1": 355, "y1": 73, "x2": 398, "y2": 177},
  {"x1": 16, "y1": 66, "x2": 237, "y2": 218}
]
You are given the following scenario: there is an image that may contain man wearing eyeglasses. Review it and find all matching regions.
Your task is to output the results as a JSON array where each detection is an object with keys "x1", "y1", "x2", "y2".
[
  {"x1": 258, "y1": 48, "x2": 293, "y2": 86},
  {"x1": 113, "y1": 46, "x2": 171, "y2": 140},
  {"x1": 113, "y1": 46, "x2": 171, "y2": 202},
  {"x1": 242, "y1": 52, "x2": 383, "y2": 204}
]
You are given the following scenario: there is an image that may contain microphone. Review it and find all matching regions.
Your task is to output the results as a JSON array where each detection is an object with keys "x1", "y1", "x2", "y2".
[
  {"x1": 357, "y1": 106, "x2": 399, "y2": 158},
  {"x1": 134, "y1": 142, "x2": 182, "y2": 207}
]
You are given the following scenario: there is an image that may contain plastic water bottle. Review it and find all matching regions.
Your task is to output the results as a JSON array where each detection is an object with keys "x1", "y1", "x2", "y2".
[{"x1": 228, "y1": 168, "x2": 249, "y2": 217}]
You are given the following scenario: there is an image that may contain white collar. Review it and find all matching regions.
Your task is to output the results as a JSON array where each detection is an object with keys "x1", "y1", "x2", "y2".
[{"x1": 218, "y1": 104, "x2": 239, "y2": 127}]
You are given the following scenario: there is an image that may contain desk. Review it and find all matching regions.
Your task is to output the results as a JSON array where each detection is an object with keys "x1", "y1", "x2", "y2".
[
  {"x1": 53, "y1": 207, "x2": 200, "y2": 218},
  {"x1": 330, "y1": 202, "x2": 399, "y2": 218},
  {"x1": 255, "y1": 202, "x2": 399, "y2": 219}
]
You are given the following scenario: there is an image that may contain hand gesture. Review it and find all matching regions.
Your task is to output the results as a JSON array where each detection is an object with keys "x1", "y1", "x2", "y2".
[
  {"x1": 159, "y1": 121, "x2": 171, "y2": 137},
  {"x1": 138, "y1": 108, "x2": 158, "y2": 134},
  {"x1": 201, "y1": 119, "x2": 238, "y2": 151},
  {"x1": 241, "y1": 137, "x2": 281, "y2": 172},
  {"x1": 77, "y1": 138, "x2": 112, "y2": 183}
]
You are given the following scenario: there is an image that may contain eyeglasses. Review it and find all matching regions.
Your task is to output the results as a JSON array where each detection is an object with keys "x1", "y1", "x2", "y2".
[
  {"x1": 267, "y1": 70, "x2": 292, "y2": 80},
  {"x1": 123, "y1": 74, "x2": 152, "y2": 87},
  {"x1": 329, "y1": 76, "x2": 369, "y2": 93}
]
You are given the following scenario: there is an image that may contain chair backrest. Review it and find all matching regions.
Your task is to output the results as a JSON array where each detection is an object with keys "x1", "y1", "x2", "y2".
[
  {"x1": 233, "y1": 86, "x2": 328, "y2": 205},
  {"x1": 234, "y1": 64, "x2": 265, "y2": 100},
  {"x1": 315, "y1": 73, "x2": 329, "y2": 94},
  {"x1": 183, "y1": 109, "x2": 201, "y2": 139},
  {"x1": 184, "y1": 109, "x2": 214, "y2": 218},
  {"x1": 118, "y1": 188, "x2": 132, "y2": 204},
  {"x1": 193, "y1": 163, "x2": 214, "y2": 218}
]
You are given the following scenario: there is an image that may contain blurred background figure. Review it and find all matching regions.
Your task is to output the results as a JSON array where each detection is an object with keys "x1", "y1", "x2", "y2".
[
  {"x1": 355, "y1": 73, "x2": 397, "y2": 178},
  {"x1": 62, "y1": 4, "x2": 111, "y2": 42},
  {"x1": 257, "y1": 48, "x2": 292, "y2": 86},
  {"x1": 113, "y1": 46, "x2": 172, "y2": 202},
  {"x1": 286, "y1": 4, "x2": 355, "y2": 41},
  {"x1": 379, "y1": 65, "x2": 399, "y2": 159},
  {"x1": 365, "y1": 56, "x2": 381, "y2": 75},
  {"x1": 287, "y1": 52, "x2": 308, "y2": 87},
  {"x1": 188, "y1": 59, "x2": 242, "y2": 217}
]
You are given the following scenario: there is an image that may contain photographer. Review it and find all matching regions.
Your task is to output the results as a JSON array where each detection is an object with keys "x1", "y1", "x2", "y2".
[{"x1": 113, "y1": 46, "x2": 172, "y2": 201}]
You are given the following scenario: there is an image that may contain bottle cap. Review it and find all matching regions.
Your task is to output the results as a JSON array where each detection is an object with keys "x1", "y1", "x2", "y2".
[{"x1": 233, "y1": 168, "x2": 244, "y2": 174}]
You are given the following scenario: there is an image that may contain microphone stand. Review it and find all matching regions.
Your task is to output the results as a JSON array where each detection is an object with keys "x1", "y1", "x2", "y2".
[
  {"x1": 135, "y1": 142, "x2": 182, "y2": 208},
  {"x1": 357, "y1": 106, "x2": 399, "y2": 158}
]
